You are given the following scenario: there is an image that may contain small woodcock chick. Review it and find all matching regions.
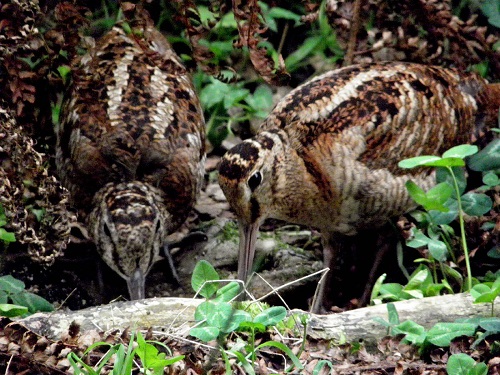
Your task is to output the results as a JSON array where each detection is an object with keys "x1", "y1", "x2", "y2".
[
  {"x1": 218, "y1": 62, "x2": 500, "y2": 313},
  {"x1": 56, "y1": 8, "x2": 205, "y2": 300}
]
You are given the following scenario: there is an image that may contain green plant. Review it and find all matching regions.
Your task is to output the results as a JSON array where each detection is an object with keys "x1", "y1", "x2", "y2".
[
  {"x1": 196, "y1": 76, "x2": 273, "y2": 147},
  {"x1": 68, "y1": 331, "x2": 184, "y2": 375},
  {"x1": 0, "y1": 275, "x2": 53, "y2": 317},
  {"x1": 447, "y1": 353, "x2": 488, "y2": 375},
  {"x1": 284, "y1": 0, "x2": 344, "y2": 71},
  {"x1": 0, "y1": 204, "x2": 16, "y2": 246},
  {"x1": 375, "y1": 303, "x2": 500, "y2": 355},
  {"x1": 470, "y1": 277, "x2": 500, "y2": 316},
  {"x1": 189, "y1": 260, "x2": 303, "y2": 373},
  {"x1": 399, "y1": 144, "x2": 493, "y2": 291},
  {"x1": 371, "y1": 266, "x2": 453, "y2": 305}
]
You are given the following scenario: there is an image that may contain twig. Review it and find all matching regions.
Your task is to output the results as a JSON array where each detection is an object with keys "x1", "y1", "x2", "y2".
[{"x1": 344, "y1": 0, "x2": 363, "y2": 66}]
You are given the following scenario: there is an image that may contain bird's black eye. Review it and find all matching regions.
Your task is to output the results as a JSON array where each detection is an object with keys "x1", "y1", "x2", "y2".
[{"x1": 248, "y1": 171, "x2": 262, "y2": 192}]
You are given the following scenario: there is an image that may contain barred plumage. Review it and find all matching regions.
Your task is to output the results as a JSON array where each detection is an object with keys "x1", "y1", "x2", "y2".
[
  {"x1": 218, "y1": 62, "x2": 500, "y2": 313},
  {"x1": 56, "y1": 9, "x2": 205, "y2": 300}
]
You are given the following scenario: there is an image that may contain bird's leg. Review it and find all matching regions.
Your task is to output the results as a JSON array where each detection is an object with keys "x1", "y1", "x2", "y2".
[
  {"x1": 311, "y1": 234, "x2": 346, "y2": 314},
  {"x1": 162, "y1": 244, "x2": 181, "y2": 286},
  {"x1": 358, "y1": 227, "x2": 398, "y2": 306}
]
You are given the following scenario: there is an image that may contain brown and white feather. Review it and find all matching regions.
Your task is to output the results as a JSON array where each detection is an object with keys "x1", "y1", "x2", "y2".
[{"x1": 56, "y1": 13, "x2": 205, "y2": 299}]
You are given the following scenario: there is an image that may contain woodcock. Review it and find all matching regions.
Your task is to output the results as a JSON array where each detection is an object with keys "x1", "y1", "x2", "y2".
[
  {"x1": 56, "y1": 9, "x2": 205, "y2": 300},
  {"x1": 218, "y1": 62, "x2": 500, "y2": 313}
]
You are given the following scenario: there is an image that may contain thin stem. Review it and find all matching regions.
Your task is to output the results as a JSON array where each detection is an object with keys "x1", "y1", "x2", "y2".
[{"x1": 448, "y1": 166, "x2": 472, "y2": 291}]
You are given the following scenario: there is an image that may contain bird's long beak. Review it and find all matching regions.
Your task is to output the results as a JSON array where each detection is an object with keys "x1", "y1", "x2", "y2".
[
  {"x1": 237, "y1": 221, "x2": 260, "y2": 282},
  {"x1": 127, "y1": 268, "x2": 145, "y2": 300}
]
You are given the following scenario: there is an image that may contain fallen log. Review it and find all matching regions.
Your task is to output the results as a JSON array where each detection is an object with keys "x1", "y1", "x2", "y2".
[{"x1": 16, "y1": 293, "x2": 497, "y2": 348}]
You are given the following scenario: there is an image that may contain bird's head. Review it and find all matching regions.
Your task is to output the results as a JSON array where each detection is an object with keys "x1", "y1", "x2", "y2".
[
  {"x1": 218, "y1": 132, "x2": 284, "y2": 282},
  {"x1": 89, "y1": 181, "x2": 167, "y2": 300}
]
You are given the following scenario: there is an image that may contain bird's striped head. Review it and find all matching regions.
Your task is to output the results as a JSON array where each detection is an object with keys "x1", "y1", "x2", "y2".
[
  {"x1": 218, "y1": 131, "x2": 286, "y2": 282},
  {"x1": 89, "y1": 181, "x2": 168, "y2": 300}
]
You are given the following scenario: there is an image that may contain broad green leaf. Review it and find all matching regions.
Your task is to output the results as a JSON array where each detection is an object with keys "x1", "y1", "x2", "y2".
[
  {"x1": 426, "y1": 182, "x2": 454, "y2": 204},
  {"x1": 421, "y1": 157, "x2": 466, "y2": 167},
  {"x1": 472, "y1": 290, "x2": 499, "y2": 304},
  {"x1": 470, "y1": 362, "x2": 488, "y2": 375},
  {"x1": 481, "y1": 1, "x2": 500, "y2": 28},
  {"x1": 425, "y1": 283, "x2": 447, "y2": 297},
  {"x1": 194, "y1": 301, "x2": 217, "y2": 322},
  {"x1": 135, "y1": 332, "x2": 183, "y2": 372},
  {"x1": 487, "y1": 246, "x2": 500, "y2": 259},
  {"x1": 226, "y1": 309, "x2": 252, "y2": 332},
  {"x1": 189, "y1": 326, "x2": 219, "y2": 342},
  {"x1": 405, "y1": 181, "x2": 449, "y2": 211},
  {"x1": 254, "y1": 306, "x2": 287, "y2": 326},
  {"x1": 245, "y1": 85, "x2": 273, "y2": 117},
  {"x1": 395, "y1": 320, "x2": 426, "y2": 345},
  {"x1": 478, "y1": 317, "x2": 500, "y2": 332},
  {"x1": 461, "y1": 193, "x2": 492, "y2": 216},
  {"x1": 482, "y1": 172, "x2": 500, "y2": 187},
  {"x1": 398, "y1": 155, "x2": 442, "y2": 169},
  {"x1": 442, "y1": 144, "x2": 478, "y2": 159},
  {"x1": 223, "y1": 87, "x2": 250, "y2": 109},
  {"x1": 0, "y1": 228, "x2": 16, "y2": 243},
  {"x1": 214, "y1": 282, "x2": 241, "y2": 302},
  {"x1": 427, "y1": 322, "x2": 476, "y2": 346},
  {"x1": 200, "y1": 79, "x2": 231, "y2": 108},
  {"x1": 429, "y1": 199, "x2": 459, "y2": 225},
  {"x1": 406, "y1": 231, "x2": 431, "y2": 248},
  {"x1": 468, "y1": 139, "x2": 500, "y2": 171},
  {"x1": 0, "y1": 303, "x2": 29, "y2": 318},
  {"x1": 405, "y1": 267, "x2": 431, "y2": 290},
  {"x1": 191, "y1": 260, "x2": 219, "y2": 298},
  {"x1": 378, "y1": 283, "x2": 415, "y2": 301},
  {"x1": 427, "y1": 238, "x2": 448, "y2": 262},
  {"x1": 206, "y1": 302, "x2": 234, "y2": 331},
  {"x1": 436, "y1": 166, "x2": 466, "y2": 195},
  {"x1": 446, "y1": 353, "x2": 476, "y2": 375},
  {"x1": 0, "y1": 275, "x2": 25, "y2": 293},
  {"x1": 11, "y1": 292, "x2": 54, "y2": 314}
]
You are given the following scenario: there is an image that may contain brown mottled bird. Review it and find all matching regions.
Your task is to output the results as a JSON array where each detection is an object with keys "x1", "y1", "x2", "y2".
[
  {"x1": 56, "y1": 8, "x2": 205, "y2": 300},
  {"x1": 218, "y1": 62, "x2": 500, "y2": 313}
]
